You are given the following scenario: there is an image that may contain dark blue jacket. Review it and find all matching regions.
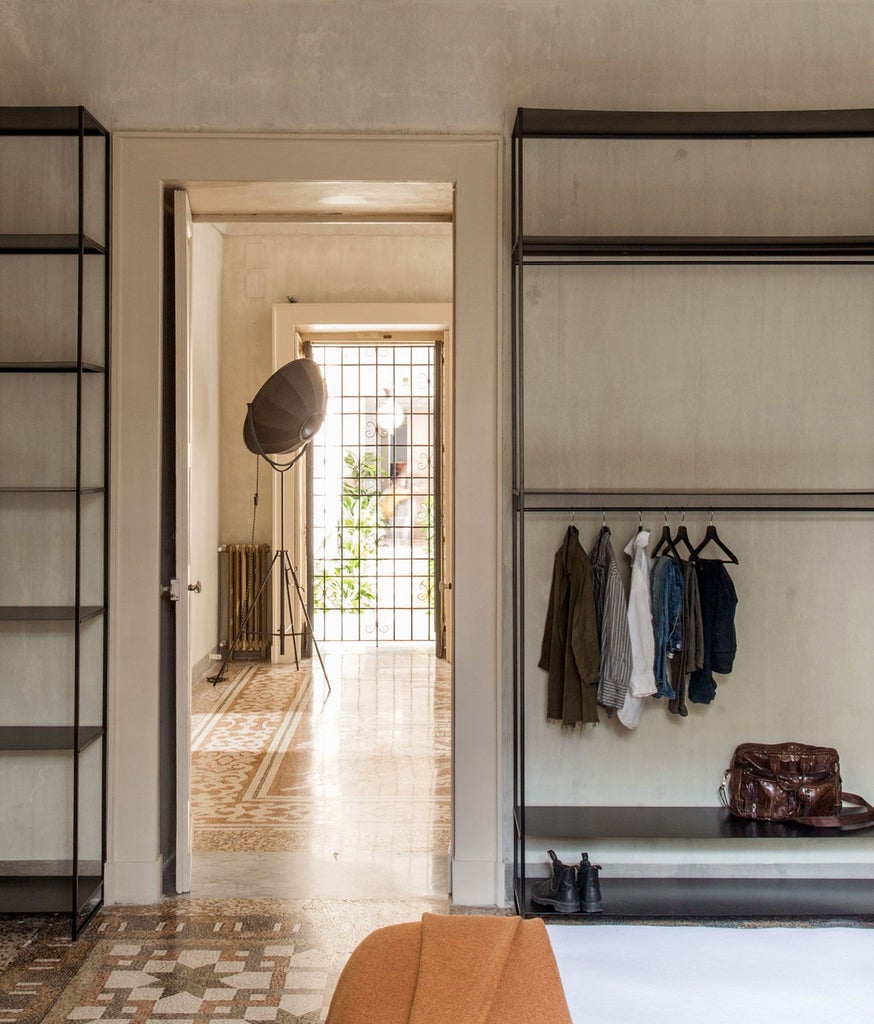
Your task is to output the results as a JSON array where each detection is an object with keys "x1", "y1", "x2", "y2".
[{"x1": 688, "y1": 559, "x2": 737, "y2": 704}]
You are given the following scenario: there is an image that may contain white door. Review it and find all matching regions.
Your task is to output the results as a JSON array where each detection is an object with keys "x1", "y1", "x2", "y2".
[{"x1": 174, "y1": 190, "x2": 194, "y2": 893}]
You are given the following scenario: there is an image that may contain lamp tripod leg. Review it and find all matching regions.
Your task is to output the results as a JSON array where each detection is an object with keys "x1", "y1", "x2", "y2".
[
  {"x1": 284, "y1": 552, "x2": 331, "y2": 694},
  {"x1": 281, "y1": 556, "x2": 300, "y2": 671},
  {"x1": 208, "y1": 550, "x2": 282, "y2": 685}
]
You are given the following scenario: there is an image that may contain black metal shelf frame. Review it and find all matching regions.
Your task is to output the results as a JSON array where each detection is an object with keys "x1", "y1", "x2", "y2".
[
  {"x1": 0, "y1": 105, "x2": 110, "y2": 937},
  {"x1": 0, "y1": 725, "x2": 104, "y2": 753},
  {"x1": 510, "y1": 106, "x2": 874, "y2": 921}
]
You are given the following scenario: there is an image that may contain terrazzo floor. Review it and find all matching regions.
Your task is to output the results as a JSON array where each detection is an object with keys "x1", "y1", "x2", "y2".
[{"x1": 0, "y1": 643, "x2": 461, "y2": 1022}]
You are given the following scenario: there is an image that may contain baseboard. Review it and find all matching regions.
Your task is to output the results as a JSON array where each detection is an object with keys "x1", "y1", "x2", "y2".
[
  {"x1": 450, "y1": 856, "x2": 503, "y2": 907},
  {"x1": 104, "y1": 854, "x2": 164, "y2": 904},
  {"x1": 191, "y1": 647, "x2": 220, "y2": 685}
]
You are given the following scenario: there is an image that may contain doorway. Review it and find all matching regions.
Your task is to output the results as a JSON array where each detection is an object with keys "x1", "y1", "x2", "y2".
[
  {"x1": 111, "y1": 132, "x2": 501, "y2": 908},
  {"x1": 179, "y1": 202, "x2": 454, "y2": 896}
]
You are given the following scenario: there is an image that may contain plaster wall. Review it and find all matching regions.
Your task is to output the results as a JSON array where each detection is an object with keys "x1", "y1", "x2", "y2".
[
  {"x1": 2, "y1": 2, "x2": 874, "y2": 132},
  {"x1": 516, "y1": 133, "x2": 874, "y2": 875}
]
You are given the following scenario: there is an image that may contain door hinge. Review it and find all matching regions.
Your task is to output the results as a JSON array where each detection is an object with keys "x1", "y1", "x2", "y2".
[{"x1": 161, "y1": 578, "x2": 181, "y2": 601}]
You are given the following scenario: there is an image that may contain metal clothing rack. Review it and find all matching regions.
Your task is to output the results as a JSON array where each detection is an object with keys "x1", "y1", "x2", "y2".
[{"x1": 511, "y1": 106, "x2": 874, "y2": 921}]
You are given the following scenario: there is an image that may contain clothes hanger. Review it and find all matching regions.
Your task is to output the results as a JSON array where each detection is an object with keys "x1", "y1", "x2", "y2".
[
  {"x1": 671, "y1": 509, "x2": 697, "y2": 561},
  {"x1": 636, "y1": 509, "x2": 645, "y2": 533},
  {"x1": 692, "y1": 510, "x2": 739, "y2": 564},
  {"x1": 651, "y1": 510, "x2": 683, "y2": 560}
]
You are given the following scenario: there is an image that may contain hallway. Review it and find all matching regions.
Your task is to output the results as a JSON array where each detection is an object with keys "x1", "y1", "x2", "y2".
[{"x1": 189, "y1": 643, "x2": 451, "y2": 899}]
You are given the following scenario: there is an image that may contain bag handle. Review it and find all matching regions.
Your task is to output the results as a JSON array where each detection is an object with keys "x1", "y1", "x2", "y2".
[{"x1": 794, "y1": 792, "x2": 874, "y2": 830}]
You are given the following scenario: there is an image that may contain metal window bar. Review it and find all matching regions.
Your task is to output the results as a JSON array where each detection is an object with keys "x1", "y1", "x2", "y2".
[{"x1": 309, "y1": 343, "x2": 437, "y2": 643}]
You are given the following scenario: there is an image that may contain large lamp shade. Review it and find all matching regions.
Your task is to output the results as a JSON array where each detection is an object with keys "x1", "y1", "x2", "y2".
[{"x1": 243, "y1": 357, "x2": 328, "y2": 457}]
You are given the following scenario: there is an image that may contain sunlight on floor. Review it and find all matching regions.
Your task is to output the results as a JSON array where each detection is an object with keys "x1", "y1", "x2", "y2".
[{"x1": 190, "y1": 642, "x2": 451, "y2": 901}]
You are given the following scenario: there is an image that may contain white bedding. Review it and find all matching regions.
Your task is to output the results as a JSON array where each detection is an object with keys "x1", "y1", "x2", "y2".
[{"x1": 548, "y1": 924, "x2": 874, "y2": 1024}]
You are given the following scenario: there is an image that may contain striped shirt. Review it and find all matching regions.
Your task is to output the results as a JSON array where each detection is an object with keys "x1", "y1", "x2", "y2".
[{"x1": 590, "y1": 526, "x2": 632, "y2": 709}]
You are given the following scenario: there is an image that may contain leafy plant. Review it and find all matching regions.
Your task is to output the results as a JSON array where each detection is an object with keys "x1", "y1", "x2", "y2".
[{"x1": 314, "y1": 450, "x2": 387, "y2": 613}]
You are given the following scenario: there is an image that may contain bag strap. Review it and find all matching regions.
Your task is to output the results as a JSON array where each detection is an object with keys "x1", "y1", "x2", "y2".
[{"x1": 794, "y1": 792, "x2": 874, "y2": 830}]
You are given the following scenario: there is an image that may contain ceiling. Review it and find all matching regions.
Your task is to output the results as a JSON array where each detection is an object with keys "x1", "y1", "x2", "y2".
[{"x1": 184, "y1": 180, "x2": 455, "y2": 232}]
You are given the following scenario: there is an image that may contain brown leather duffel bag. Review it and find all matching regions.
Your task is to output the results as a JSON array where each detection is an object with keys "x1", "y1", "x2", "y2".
[{"x1": 720, "y1": 742, "x2": 874, "y2": 829}]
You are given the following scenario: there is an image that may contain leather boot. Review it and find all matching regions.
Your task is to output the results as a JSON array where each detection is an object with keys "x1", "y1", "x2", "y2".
[
  {"x1": 530, "y1": 850, "x2": 578, "y2": 914},
  {"x1": 581, "y1": 861, "x2": 602, "y2": 913},
  {"x1": 576, "y1": 851, "x2": 591, "y2": 906}
]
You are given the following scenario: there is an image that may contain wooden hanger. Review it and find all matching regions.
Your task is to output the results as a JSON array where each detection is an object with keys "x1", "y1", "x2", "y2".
[{"x1": 692, "y1": 511, "x2": 739, "y2": 564}]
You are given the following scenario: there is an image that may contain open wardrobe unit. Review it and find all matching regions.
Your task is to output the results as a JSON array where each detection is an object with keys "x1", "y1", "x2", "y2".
[
  {"x1": 511, "y1": 107, "x2": 874, "y2": 919},
  {"x1": 0, "y1": 107, "x2": 110, "y2": 937}
]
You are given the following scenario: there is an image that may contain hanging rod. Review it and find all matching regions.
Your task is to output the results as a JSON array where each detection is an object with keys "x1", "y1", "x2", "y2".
[{"x1": 516, "y1": 489, "x2": 874, "y2": 513}]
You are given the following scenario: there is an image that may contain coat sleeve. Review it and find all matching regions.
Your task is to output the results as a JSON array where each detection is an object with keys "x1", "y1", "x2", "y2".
[
  {"x1": 570, "y1": 563, "x2": 600, "y2": 686},
  {"x1": 538, "y1": 556, "x2": 558, "y2": 672}
]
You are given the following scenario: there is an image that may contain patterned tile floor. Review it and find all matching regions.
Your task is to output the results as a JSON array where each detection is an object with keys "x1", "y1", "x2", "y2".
[
  {"x1": 0, "y1": 644, "x2": 460, "y2": 1021},
  {"x1": 0, "y1": 898, "x2": 455, "y2": 1023}
]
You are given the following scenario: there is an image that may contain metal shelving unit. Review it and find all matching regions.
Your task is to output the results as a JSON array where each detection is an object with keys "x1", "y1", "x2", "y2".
[
  {"x1": 0, "y1": 106, "x2": 110, "y2": 936},
  {"x1": 511, "y1": 106, "x2": 874, "y2": 921}
]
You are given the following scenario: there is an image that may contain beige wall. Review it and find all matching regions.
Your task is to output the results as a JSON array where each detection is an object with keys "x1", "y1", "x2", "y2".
[
  {"x1": 518, "y1": 134, "x2": 874, "y2": 875},
  {"x1": 3, "y1": 1, "x2": 873, "y2": 131}
]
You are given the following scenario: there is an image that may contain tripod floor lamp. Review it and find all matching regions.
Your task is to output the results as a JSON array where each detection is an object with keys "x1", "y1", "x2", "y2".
[{"x1": 208, "y1": 357, "x2": 330, "y2": 691}]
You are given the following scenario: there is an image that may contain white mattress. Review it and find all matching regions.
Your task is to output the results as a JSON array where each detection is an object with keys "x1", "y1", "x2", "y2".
[{"x1": 548, "y1": 923, "x2": 874, "y2": 1024}]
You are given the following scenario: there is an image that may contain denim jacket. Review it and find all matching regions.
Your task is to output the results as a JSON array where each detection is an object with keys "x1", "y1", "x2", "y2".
[{"x1": 650, "y1": 555, "x2": 685, "y2": 699}]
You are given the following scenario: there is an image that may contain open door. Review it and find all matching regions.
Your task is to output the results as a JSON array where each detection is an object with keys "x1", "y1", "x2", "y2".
[{"x1": 173, "y1": 190, "x2": 193, "y2": 893}]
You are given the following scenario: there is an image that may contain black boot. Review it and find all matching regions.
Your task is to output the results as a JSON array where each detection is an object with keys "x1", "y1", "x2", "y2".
[
  {"x1": 581, "y1": 861, "x2": 602, "y2": 913},
  {"x1": 530, "y1": 850, "x2": 579, "y2": 914},
  {"x1": 576, "y1": 851, "x2": 591, "y2": 907}
]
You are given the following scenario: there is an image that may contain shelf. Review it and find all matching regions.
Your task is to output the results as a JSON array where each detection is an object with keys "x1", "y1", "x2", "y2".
[
  {"x1": 511, "y1": 106, "x2": 874, "y2": 922},
  {"x1": 0, "y1": 726, "x2": 103, "y2": 752},
  {"x1": 514, "y1": 107, "x2": 874, "y2": 140},
  {"x1": 0, "y1": 362, "x2": 105, "y2": 373},
  {"x1": 517, "y1": 877, "x2": 874, "y2": 920},
  {"x1": 1, "y1": 104, "x2": 109, "y2": 940},
  {"x1": 517, "y1": 489, "x2": 874, "y2": 513},
  {"x1": 0, "y1": 106, "x2": 108, "y2": 137},
  {"x1": 520, "y1": 805, "x2": 874, "y2": 841},
  {"x1": 514, "y1": 235, "x2": 874, "y2": 263},
  {"x1": 0, "y1": 486, "x2": 104, "y2": 494},
  {"x1": 0, "y1": 874, "x2": 103, "y2": 915},
  {"x1": 0, "y1": 234, "x2": 107, "y2": 255},
  {"x1": 0, "y1": 606, "x2": 104, "y2": 622}
]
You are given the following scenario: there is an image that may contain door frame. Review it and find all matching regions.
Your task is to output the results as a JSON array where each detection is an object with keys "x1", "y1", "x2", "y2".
[
  {"x1": 110, "y1": 131, "x2": 502, "y2": 906},
  {"x1": 277, "y1": 303, "x2": 452, "y2": 657},
  {"x1": 172, "y1": 190, "x2": 194, "y2": 894}
]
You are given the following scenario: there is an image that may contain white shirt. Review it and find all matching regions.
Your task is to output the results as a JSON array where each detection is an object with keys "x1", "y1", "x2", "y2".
[{"x1": 617, "y1": 529, "x2": 657, "y2": 729}]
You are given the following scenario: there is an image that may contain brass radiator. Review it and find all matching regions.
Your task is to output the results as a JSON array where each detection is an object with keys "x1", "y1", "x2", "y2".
[{"x1": 219, "y1": 543, "x2": 272, "y2": 660}]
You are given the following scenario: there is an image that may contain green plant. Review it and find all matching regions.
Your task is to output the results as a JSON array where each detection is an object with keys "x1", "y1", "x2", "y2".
[{"x1": 314, "y1": 450, "x2": 387, "y2": 613}]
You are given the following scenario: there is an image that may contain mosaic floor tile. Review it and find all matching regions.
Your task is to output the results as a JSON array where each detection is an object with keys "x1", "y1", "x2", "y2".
[{"x1": 0, "y1": 899, "x2": 456, "y2": 1024}]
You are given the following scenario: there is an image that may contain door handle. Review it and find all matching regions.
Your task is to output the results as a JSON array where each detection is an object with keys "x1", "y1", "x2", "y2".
[{"x1": 188, "y1": 580, "x2": 202, "y2": 594}]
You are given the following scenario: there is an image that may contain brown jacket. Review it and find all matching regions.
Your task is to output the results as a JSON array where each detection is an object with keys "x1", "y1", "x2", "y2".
[{"x1": 539, "y1": 525, "x2": 600, "y2": 726}]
